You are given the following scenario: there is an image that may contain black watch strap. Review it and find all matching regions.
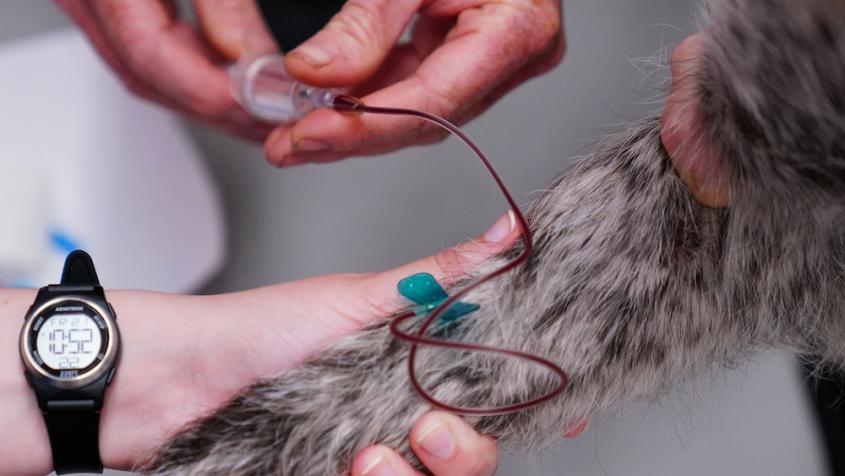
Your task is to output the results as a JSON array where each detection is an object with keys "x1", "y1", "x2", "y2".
[
  {"x1": 43, "y1": 250, "x2": 105, "y2": 474},
  {"x1": 60, "y1": 250, "x2": 100, "y2": 287},
  {"x1": 44, "y1": 402, "x2": 103, "y2": 475}
]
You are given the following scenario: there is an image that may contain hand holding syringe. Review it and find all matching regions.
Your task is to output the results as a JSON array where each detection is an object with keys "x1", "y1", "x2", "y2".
[
  {"x1": 60, "y1": 0, "x2": 567, "y2": 166},
  {"x1": 228, "y1": 53, "x2": 338, "y2": 124}
]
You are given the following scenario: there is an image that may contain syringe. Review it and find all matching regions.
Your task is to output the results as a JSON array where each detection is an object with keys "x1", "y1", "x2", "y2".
[{"x1": 228, "y1": 53, "x2": 338, "y2": 123}]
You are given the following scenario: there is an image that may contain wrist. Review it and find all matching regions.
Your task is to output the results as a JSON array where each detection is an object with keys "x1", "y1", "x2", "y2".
[
  {"x1": 0, "y1": 288, "x2": 52, "y2": 476},
  {"x1": 98, "y1": 291, "x2": 245, "y2": 470},
  {"x1": 0, "y1": 287, "x2": 250, "y2": 474}
]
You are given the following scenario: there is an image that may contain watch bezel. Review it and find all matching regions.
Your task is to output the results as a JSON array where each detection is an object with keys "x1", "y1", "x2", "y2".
[{"x1": 20, "y1": 295, "x2": 119, "y2": 390}]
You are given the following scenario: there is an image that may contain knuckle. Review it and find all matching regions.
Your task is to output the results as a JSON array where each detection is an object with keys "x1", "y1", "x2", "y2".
[
  {"x1": 416, "y1": 74, "x2": 462, "y2": 119},
  {"x1": 533, "y1": 33, "x2": 567, "y2": 74},
  {"x1": 327, "y1": 0, "x2": 383, "y2": 49},
  {"x1": 419, "y1": 127, "x2": 451, "y2": 145},
  {"x1": 121, "y1": 38, "x2": 158, "y2": 79},
  {"x1": 527, "y1": 8, "x2": 563, "y2": 56},
  {"x1": 433, "y1": 247, "x2": 467, "y2": 278},
  {"x1": 413, "y1": 114, "x2": 451, "y2": 146}
]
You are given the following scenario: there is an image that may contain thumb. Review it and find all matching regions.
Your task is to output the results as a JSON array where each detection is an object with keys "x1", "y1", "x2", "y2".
[
  {"x1": 661, "y1": 33, "x2": 730, "y2": 208},
  {"x1": 284, "y1": 0, "x2": 422, "y2": 87},
  {"x1": 193, "y1": 0, "x2": 277, "y2": 60},
  {"x1": 346, "y1": 211, "x2": 521, "y2": 321}
]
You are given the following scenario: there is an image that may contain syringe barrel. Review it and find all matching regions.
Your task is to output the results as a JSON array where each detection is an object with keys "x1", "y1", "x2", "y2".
[{"x1": 228, "y1": 53, "x2": 334, "y2": 123}]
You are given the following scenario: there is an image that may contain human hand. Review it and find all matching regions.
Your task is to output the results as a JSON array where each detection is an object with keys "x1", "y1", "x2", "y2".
[
  {"x1": 661, "y1": 33, "x2": 730, "y2": 208},
  {"x1": 97, "y1": 211, "x2": 521, "y2": 470},
  {"x1": 263, "y1": 0, "x2": 565, "y2": 166},
  {"x1": 56, "y1": 0, "x2": 277, "y2": 141},
  {"x1": 348, "y1": 409, "x2": 588, "y2": 475},
  {"x1": 352, "y1": 411, "x2": 499, "y2": 476}
]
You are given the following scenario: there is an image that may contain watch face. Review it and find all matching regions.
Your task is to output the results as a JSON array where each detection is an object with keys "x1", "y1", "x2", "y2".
[
  {"x1": 36, "y1": 313, "x2": 103, "y2": 371},
  {"x1": 25, "y1": 300, "x2": 111, "y2": 379}
]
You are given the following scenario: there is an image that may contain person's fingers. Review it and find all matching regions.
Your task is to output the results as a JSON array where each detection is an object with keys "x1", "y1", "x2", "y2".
[
  {"x1": 56, "y1": 0, "x2": 168, "y2": 104},
  {"x1": 327, "y1": 211, "x2": 520, "y2": 327},
  {"x1": 661, "y1": 33, "x2": 730, "y2": 208},
  {"x1": 264, "y1": 0, "x2": 563, "y2": 165},
  {"x1": 408, "y1": 411, "x2": 499, "y2": 476},
  {"x1": 87, "y1": 0, "x2": 236, "y2": 117},
  {"x1": 563, "y1": 420, "x2": 589, "y2": 438},
  {"x1": 265, "y1": 43, "x2": 564, "y2": 168},
  {"x1": 284, "y1": 0, "x2": 423, "y2": 87},
  {"x1": 350, "y1": 445, "x2": 425, "y2": 476},
  {"x1": 349, "y1": 412, "x2": 498, "y2": 476},
  {"x1": 366, "y1": 210, "x2": 520, "y2": 293},
  {"x1": 59, "y1": 0, "x2": 270, "y2": 141},
  {"x1": 193, "y1": 0, "x2": 276, "y2": 60}
]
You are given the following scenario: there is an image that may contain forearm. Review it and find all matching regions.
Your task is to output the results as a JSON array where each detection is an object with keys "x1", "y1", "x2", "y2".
[
  {"x1": 0, "y1": 289, "x2": 234, "y2": 475},
  {"x1": 0, "y1": 271, "x2": 458, "y2": 475},
  {"x1": 0, "y1": 288, "x2": 50, "y2": 475},
  {"x1": 0, "y1": 280, "x2": 348, "y2": 475}
]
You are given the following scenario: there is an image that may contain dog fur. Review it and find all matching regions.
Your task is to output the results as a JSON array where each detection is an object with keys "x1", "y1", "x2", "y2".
[{"x1": 142, "y1": 0, "x2": 845, "y2": 474}]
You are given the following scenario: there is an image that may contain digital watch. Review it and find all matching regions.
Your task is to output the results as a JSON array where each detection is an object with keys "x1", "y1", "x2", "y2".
[{"x1": 19, "y1": 250, "x2": 120, "y2": 475}]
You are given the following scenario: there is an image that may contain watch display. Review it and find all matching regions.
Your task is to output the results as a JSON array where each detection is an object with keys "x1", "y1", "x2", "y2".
[
  {"x1": 24, "y1": 300, "x2": 111, "y2": 380},
  {"x1": 36, "y1": 312, "x2": 103, "y2": 370}
]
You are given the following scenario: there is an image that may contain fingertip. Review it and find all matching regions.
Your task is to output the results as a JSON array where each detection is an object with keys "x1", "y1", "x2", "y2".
[
  {"x1": 284, "y1": 49, "x2": 341, "y2": 85},
  {"x1": 481, "y1": 211, "x2": 520, "y2": 246},
  {"x1": 662, "y1": 33, "x2": 730, "y2": 208},
  {"x1": 280, "y1": 155, "x2": 310, "y2": 168},
  {"x1": 563, "y1": 420, "x2": 590, "y2": 438},
  {"x1": 367, "y1": 211, "x2": 521, "y2": 296},
  {"x1": 668, "y1": 34, "x2": 704, "y2": 82},
  {"x1": 290, "y1": 107, "x2": 366, "y2": 153},
  {"x1": 283, "y1": 0, "x2": 421, "y2": 87},
  {"x1": 284, "y1": 40, "x2": 380, "y2": 88},
  {"x1": 351, "y1": 445, "x2": 418, "y2": 476},
  {"x1": 411, "y1": 416, "x2": 457, "y2": 463},
  {"x1": 263, "y1": 126, "x2": 293, "y2": 166},
  {"x1": 410, "y1": 412, "x2": 498, "y2": 476},
  {"x1": 350, "y1": 446, "x2": 384, "y2": 476}
]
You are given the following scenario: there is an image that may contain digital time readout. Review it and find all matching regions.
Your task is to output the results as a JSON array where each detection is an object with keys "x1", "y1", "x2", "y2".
[{"x1": 35, "y1": 313, "x2": 102, "y2": 370}]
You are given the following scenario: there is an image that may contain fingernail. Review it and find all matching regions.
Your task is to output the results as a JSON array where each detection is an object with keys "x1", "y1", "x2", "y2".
[
  {"x1": 294, "y1": 138, "x2": 332, "y2": 153},
  {"x1": 360, "y1": 455, "x2": 396, "y2": 476},
  {"x1": 482, "y1": 210, "x2": 516, "y2": 242},
  {"x1": 416, "y1": 421, "x2": 455, "y2": 460},
  {"x1": 288, "y1": 44, "x2": 332, "y2": 69}
]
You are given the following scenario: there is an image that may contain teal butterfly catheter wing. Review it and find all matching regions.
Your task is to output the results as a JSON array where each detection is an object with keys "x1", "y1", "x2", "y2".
[{"x1": 397, "y1": 272, "x2": 480, "y2": 323}]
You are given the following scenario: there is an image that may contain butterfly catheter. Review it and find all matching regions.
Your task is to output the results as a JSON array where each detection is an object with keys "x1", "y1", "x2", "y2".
[{"x1": 229, "y1": 53, "x2": 569, "y2": 416}]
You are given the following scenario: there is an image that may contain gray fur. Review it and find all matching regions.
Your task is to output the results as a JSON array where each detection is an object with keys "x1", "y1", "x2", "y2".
[{"x1": 142, "y1": 0, "x2": 845, "y2": 474}]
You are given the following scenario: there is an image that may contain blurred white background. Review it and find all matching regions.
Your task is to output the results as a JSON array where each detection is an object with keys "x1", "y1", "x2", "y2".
[{"x1": 0, "y1": 1, "x2": 827, "y2": 475}]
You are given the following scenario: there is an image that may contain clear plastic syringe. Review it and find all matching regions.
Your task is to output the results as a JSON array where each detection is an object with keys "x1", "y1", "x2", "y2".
[{"x1": 228, "y1": 53, "x2": 338, "y2": 123}]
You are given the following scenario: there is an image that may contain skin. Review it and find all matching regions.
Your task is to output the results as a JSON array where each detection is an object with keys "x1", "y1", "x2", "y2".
[
  {"x1": 0, "y1": 214, "x2": 520, "y2": 476},
  {"x1": 661, "y1": 33, "x2": 729, "y2": 208},
  {"x1": 55, "y1": 0, "x2": 565, "y2": 165},
  {"x1": 57, "y1": 0, "x2": 716, "y2": 202},
  {"x1": 53, "y1": 0, "x2": 709, "y2": 471}
]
